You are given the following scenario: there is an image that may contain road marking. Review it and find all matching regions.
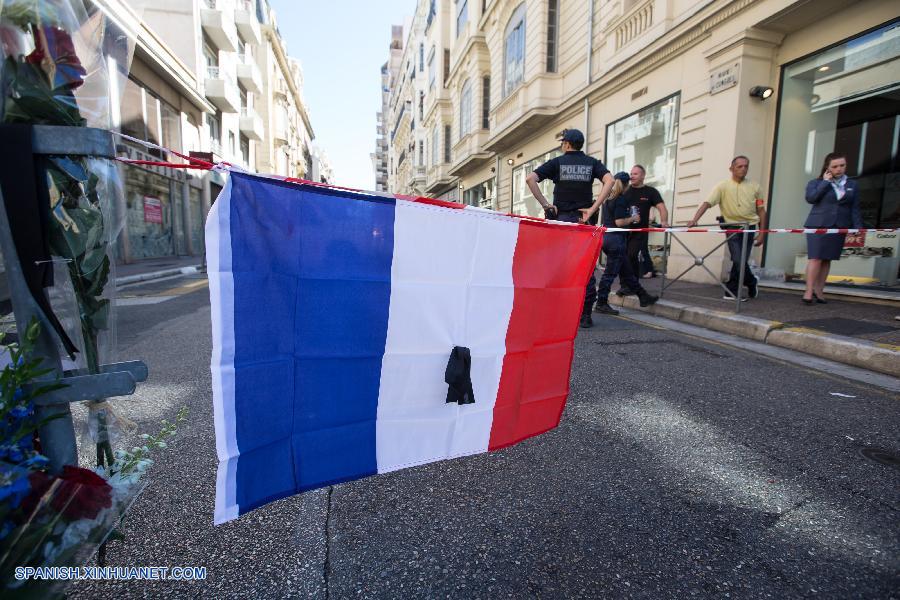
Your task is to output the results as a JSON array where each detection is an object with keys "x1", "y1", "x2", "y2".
[
  {"x1": 615, "y1": 309, "x2": 900, "y2": 396},
  {"x1": 117, "y1": 296, "x2": 173, "y2": 306},
  {"x1": 159, "y1": 279, "x2": 208, "y2": 296}
]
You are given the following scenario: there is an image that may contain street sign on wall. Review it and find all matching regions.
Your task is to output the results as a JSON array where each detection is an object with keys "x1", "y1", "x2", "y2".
[
  {"x1": 709, "y1": 62, "x2": 740, "y2": 95},
  {"x1": 143, "y1": 196, "x2": 163, "y2": 224}
]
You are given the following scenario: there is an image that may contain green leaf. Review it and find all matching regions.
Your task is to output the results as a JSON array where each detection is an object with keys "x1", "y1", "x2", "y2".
[
  {"x1": 84, "y1": 255, "x2": 110, "y2": 298},
  {"x1": 90, "y1": 299, "x2": 110, "y2": 331}
]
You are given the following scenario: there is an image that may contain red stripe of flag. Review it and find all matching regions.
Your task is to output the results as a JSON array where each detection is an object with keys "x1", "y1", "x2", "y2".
[{"x1": 489, "y1": 221, "x2": 603, "y2": 451}]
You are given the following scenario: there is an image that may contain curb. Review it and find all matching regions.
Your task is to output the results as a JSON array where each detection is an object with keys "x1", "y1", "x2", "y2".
[
  {"x1": 115, "y1": 265, "x2": 203, "y2": 287},
  {"x1": 609, "y1": 295, "x2": 900, "y2": 377}
]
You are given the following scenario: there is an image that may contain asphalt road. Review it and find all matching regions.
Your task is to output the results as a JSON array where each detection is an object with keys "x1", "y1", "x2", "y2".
[{"x1": 68, "y1": 274, "x2": 900, "y2": 599}]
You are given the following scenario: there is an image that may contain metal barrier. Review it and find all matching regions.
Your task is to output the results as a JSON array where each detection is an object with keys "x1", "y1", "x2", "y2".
[
  {"x1": 0, "y1": 125, "x2": 147, "y2": 473},
  {"x1": 658, "y1": 221, "x2": 752, "y2": 314}
]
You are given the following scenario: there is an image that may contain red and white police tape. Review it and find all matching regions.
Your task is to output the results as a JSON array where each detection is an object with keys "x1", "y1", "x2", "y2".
[{"x1": 111, "y1": 132, "x2": 898, "y2": 235}]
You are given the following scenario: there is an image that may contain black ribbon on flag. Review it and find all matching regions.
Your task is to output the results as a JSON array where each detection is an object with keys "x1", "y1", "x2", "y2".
[{"x1": 445, "y1": 346, "x2": 475, "y2": 405}]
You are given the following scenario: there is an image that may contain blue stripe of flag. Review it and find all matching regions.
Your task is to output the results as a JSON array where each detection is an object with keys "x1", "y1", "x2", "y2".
[{"x1": 229, "y1": 173, "x2": 396, "y2": 514}]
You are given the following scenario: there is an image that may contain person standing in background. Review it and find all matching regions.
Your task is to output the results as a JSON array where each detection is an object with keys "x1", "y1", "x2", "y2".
[
  {"x1": 525, "y1": 128, "x2": 616, "y2": 328},
  {"x1": 802, "y1": 152, "x2": 862, "y2": 304},
  {"x1": 687, "y1": 156, "x2": 766, "y2": 300},
  {"x1": 618, "y1": 165, "x2": 669, "y2": 294}
]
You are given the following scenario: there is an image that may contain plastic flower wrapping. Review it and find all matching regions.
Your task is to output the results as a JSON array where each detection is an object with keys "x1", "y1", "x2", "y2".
[{"x1": 0, "y1": 0, "x2": 136, "y2": 459}]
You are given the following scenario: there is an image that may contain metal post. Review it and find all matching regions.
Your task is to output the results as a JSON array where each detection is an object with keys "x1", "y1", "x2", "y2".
[
  {"x1": 0, "y1": 187, "x2": 78, "y2": 472},
  {"x1": 735, "y1": 227, "x2": 749, "y2": 314},
  {"x1": 659, "y1": 230, "x2": 669, "y2": 299}
]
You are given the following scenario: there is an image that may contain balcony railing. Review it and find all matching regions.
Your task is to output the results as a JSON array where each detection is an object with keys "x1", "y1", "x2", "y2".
[
  {"x1": 205, "y1": 67, "x2": 240, "y2": 113},
  {"x1": 200, "y1": 2, "x2": 237, "y2": 52},
  {"x1": 615, "y1": 0, "x2": 654, "y2": 50},
  {"x1": 235, "y1": 0, "x2": 262, "y2": 45}
]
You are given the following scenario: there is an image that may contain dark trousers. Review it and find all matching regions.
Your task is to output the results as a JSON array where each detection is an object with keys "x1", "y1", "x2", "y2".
[
  {"x1": 596, "y1": 232, "x2": 643, "y2": 303},
  {"x1": 626, "y1": 232, "x2": 655, "y2": 281},
  {"x1": 554, "y1": 210, "x2": 596, "y2": 314},
  {"x1": 725, "y1": 224, "x2": 757, "y2": 291}
]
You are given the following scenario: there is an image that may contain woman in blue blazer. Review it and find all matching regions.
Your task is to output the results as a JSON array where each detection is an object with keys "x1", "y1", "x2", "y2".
[{"x1": 802, "y1": 152, "x2": 863, "y2": 304}]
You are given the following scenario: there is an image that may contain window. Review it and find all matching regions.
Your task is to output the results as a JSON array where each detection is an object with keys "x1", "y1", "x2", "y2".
[
  {"x1": 546, "y1": 0, "x2": 558, "y2": 73},
  {"x1": 208, "y1": 112, "x2": 221, "y2": 143},
  {"x1": 145, "y1": 90, "x2": 161, "y2": 145},
  {"x1": 229, "y1": 131, "x2": 236, "y2": 156},
  {"x1": 428, "y1": 47, "x2": 436, "y2": 89},
  {"x1": 120, "y1": 77, "x2": 145, "y2": 139},
  {"x1": 419, "y1": 91, "x2": 424, "y2": 120},
  {"x1": 418, "y1": 140, "x2": 424, "y2": 166},
  {"x1": 767, "y1": 22, "x2": 900, "y2": 285},
  {"x1": 431, "y1": 126, "x2": 439, "y2": 166},
  {"x1": 444, "y1": 124, "x2": 451, "y2": 163},
  {"x1": 203, "y1": 40, "x2": 218, "y2": 79},
  {"x1": 161, "y1": 102, "x2": 182, "y2": 153},
  {"x1": 456, "y1": 0, "x2": 468, "y2": 38},
  {"x1": 503, "y1": 4, "x2": 526, "y2": 97},
  {"x1": 463, "y1": 177, "x2": 494, "y2": 209},
  {"x1": 510, "y1": 147, "x2": 562, "y2": 215},
  {"x1": 443, "y1": 49, "x2": 450, "y2": 85},
  {"x1": 605, "y1": 93, "x2": 680, "y2": 216},
  {"x1": 482, "y1": 76, "x2": 490, "y2": 129},
  {"x1": 240, "y1": 134, "x2": 250, "y2": 166},
  {"x1": 419, "y1": 43, "x2": 424, "y2": 72},
  {"x1": 459, "y1": 79, "x2": 472, "y2": 138}
]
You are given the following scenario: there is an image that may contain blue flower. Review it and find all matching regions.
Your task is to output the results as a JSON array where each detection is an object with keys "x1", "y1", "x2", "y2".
[
  {"x1": 9, "y1": 405, "x2": 30, "y2": 420},
  {"x1": 7, "y1": 446, "x2": 23, "y2": 463},
  {"x1": 21, "y1": 454, "x2": 48, "y2": 469},
  {"x1": 0, "y1": 462, "x2": 31, "y2": 509}
]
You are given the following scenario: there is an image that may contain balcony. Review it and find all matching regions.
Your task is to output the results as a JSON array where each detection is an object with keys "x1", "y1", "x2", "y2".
[
  {"x1": 236, "y1": 55, "x2": 262, "y2": 93},
  {"x1": 273, "y1": 119, "x2": 289, "y2": 145},
  {"x1": 201, "y1": 1, "x2": 237, "y2": 52},
  {"x1": 239, "y1": 107, "x2": 264, "y2": 141},
  {"x1": 204, "y1": 66, "x2": 240, "y2": 113},
  {"x1": 424, "y1": 164, "x2": 454, "y2": 194},
  {"x1": 234, "y1": 0, "x2": 262, "y2": 45},
  {"x1": 449, "y1": 130, "x2": 491, "y2": 176}
]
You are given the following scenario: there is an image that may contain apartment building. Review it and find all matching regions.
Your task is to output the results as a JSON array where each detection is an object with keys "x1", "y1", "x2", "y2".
[
  {"x1": 374, "y1": 26, "x2": 406, "y2": 193},
  {"x1": 97, "y1": 0, "x2": 315, "y2": 263},
  {"x1": 382, "y1": 0, "x2": 899, "y2": 287}
]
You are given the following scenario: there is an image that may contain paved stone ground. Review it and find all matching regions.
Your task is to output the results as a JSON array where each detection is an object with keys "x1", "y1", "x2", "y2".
[{"x1": 67, "y1": 277, "x2": 900, "y2": 599}]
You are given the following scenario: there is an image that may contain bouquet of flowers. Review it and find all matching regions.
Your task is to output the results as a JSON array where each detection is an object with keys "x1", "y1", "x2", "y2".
[{"x1": 0, "y1": 321, "x2": 186, "y2": 598}]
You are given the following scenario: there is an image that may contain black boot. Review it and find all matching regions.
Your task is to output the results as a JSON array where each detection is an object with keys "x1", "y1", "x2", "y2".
[
  {"x1": 637, "y1": 291, "x2": 658, "y2": 307},
  {"x1": 579, "y1": 313, "x2": 594, "y2": 328},
  {"x1": 593, "y1": 302, "x2": 619, "y2": 315}
]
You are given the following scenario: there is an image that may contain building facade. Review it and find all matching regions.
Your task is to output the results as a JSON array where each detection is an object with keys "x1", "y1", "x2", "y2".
[
  {"x1": 381, "y1": 0, "x2": 900, "y2": 287},
  {"x1": 98, "y1": 0, "x2": 316, "y2": 263}
]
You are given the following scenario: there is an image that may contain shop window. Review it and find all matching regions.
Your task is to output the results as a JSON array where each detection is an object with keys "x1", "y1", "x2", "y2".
[
  {"x1": 120, "y1": 77, "x2": 145, "y2": 140},
  {"x1": 503, "y1": 4, "x2": 526, "y2": 97},
  {"x1": 161, "y1": 103, "x2": 182, "y2": 154},
  {"x1": 605, "y1": 93, "x2": 680, "y2": 211},
  {"x1": 463, "y1": 176, "x2": 495, "y2": 209},
  {"x1": 767, "y1": 21, "x2": 900, "y2": 286},
  {"x1": 510, "y1": 147, "x2": 562, "y2": 216}
]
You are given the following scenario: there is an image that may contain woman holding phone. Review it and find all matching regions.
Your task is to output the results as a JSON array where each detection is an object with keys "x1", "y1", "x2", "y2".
[{"x1": 802, "y1": 152, "x2": 863, "y2": 304}]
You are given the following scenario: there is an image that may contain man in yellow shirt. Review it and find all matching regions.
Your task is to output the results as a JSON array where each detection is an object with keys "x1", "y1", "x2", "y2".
[{"x1": 687, "y1": 156, "x2": 767, "y2": 300}]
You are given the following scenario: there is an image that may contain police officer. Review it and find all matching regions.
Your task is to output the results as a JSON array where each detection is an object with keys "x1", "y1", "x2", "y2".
[{"x1": 525, "y1": 128, "x2": 615, "y2": 329}]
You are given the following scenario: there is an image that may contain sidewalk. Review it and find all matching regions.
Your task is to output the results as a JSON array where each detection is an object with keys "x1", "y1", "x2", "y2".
[
  {"x1": 608, "y1": 277, "x2": 900, "y2": 378},
  {"x1": 114, "y1": 256, "x2": 204, "y2": 286}
]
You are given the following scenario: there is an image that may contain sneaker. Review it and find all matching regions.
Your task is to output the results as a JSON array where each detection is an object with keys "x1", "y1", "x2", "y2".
[
  {"x1": 723, "y1": 292, "x2": 748, "y2": 302},
  {"x1": 747, "y1": 281, "x2": 759, "y2": 299},
  {"x1": 593, "y1": 302, "x2": 620, "y2": 316},
  {"x1": 579, "y1": 313, "x2": 594, "y2": 328},
  {"x1": 638, "y1": 293, "x2": 658, "y2": 308},
  {"x1": 615, "y1": 288, "x2": 637, "y2": 297}
]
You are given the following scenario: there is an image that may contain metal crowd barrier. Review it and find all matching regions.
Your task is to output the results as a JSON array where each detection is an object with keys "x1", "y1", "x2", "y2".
[{"x1": 658, "y1": 221, "x2": 752, "y2": 314}]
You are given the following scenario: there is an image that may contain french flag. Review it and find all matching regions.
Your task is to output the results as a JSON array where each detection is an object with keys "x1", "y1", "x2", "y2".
[{"x1": 208, "y1": 172, "x2": 602, "y2": 524}]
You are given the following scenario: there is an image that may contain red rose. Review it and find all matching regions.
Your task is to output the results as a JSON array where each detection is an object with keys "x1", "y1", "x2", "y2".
[
  {"x1": 20, "y1": 466, "x2": 112, "y2": 522},
  {"x1": 24, "y1": 26, "x2": 86, "y2": 90}
]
